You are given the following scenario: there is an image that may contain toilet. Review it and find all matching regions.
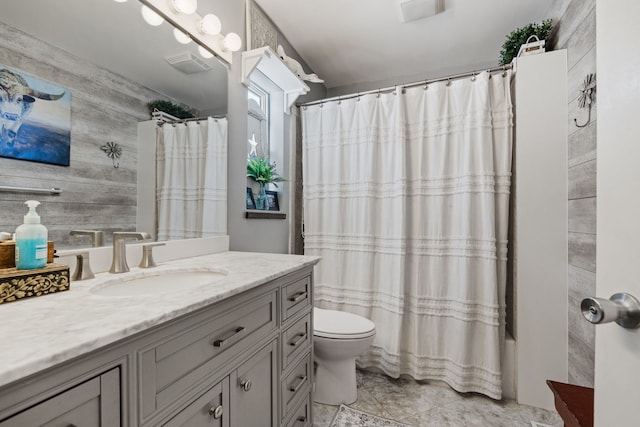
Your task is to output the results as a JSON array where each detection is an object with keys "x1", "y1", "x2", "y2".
[{"x1": 313, "y1": 307, "x2": 376, "y2": 405}]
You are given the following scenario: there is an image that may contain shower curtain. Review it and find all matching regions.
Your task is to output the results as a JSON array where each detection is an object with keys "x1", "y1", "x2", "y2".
[
  {"x1": 301, "y1": 71, "x2": 513, "y2": 399},
  {"x1": 156, "y1": 117, "x2": 227, "y2": 241}
]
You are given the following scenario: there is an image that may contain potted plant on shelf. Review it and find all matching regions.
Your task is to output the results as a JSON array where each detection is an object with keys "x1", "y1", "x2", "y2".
[
  {"x1": 247, "y1": 157, "x2": 285, "y2": 210},
  {"x1": 499, "y1": 19, "x2": 553, "y2": 65},
  {"x1": 147, "y1": 100, "x2": 195, "y2": 119}
]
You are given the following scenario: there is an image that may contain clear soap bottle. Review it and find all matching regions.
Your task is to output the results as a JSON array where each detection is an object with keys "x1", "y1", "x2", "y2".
[{"x1": 15, "y1": 200, "x2": 48, "y2": 269}]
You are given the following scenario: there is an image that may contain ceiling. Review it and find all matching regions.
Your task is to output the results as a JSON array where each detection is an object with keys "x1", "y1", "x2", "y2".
[
  {"x1": 254, "y1": 0, "x2": 556, "y2": 89},
  {"x1": 0, "y1": 0, "x2": 228, "y2": 114},
  {"x1": 0, "y1": 0, "x2": 556, "y2": 104}
]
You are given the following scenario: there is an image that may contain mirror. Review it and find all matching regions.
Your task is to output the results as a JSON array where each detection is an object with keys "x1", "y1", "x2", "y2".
[{"x1": 0, "y1": 0, "x2": 228, "y2": 249}]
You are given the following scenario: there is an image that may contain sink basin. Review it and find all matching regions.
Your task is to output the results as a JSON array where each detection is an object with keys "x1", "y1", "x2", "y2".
[{"x1": 90, "y1": 268, "x2": 228, "y2": 297}]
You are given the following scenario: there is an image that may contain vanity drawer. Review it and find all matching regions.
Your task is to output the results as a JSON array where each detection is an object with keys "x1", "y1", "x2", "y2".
[
  {"x1": 139, "y1": 290, "x2": 277, "y2": 419},
  {"x1": 281, "y1": 275, "x2": 311, "y2": 323},
  {"x1": 284, "y1": 394, "x2": 311, "y2": 427},
  {"x1": 282, "y1": 313, "x2": 311, "y2": 371},
  {"x1": 282, "y1": 353, "x2": 311, "y2": 417}
]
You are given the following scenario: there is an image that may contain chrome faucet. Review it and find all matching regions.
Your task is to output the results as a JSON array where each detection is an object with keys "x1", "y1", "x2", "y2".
[
  {"x1": 70, "y1": 229, "x2": 104, "y2": 248},
  {"x1": 110, "y1": 232, "x2": 150, "y2": 274}
]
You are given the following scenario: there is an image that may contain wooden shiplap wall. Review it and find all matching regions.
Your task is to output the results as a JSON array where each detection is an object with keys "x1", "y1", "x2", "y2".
[
  {"x1": 548, "y1": 0, "x2": 597, "y2": 388},
  {"x1": 0, "y1": 22, "x2": 164, "y2": 248}
]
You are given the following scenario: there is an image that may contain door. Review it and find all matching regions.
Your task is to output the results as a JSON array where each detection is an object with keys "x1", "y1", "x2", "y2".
[
  {"x1": 0, "y1": 368, "x2": 120, "y2": 427},
  {"x1": 232, "y1": 341, "x2": 277, "y2": 427},
  {"x1": 595, "y1": 1, "x2": 640, "y2": 425},
  {"x1": 163, "y1": 377, "x2": 229, "y2": 427}
]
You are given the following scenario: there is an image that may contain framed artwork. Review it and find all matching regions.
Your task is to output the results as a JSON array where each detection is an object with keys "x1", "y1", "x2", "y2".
[
  {"x1": 246, "y1": 0, "x2": 277, "y2": 52},
  {"x1": 265, "y1": 190, "x2": 279, "y2": 211},
  {"x1": 246, "y1": 187, "x2": 256, "y2": 210},
  {"x1": 0, "y1": 66, "x2": 71, "y2": 166}
]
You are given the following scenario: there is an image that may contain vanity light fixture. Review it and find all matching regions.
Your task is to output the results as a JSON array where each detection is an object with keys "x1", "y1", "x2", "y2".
[
  {"x1": 141, "y1": 5, "x2": 164, "y2": 26},
  {"x1": 197, "y1": 45, "x2": 214, "y2": 59},
  {"x1": 139, "y1": 0, "x2": 239, "y2": 63},
  {"x1": 223, "y1": 33, "x2": 242, "y2": 52},
  {"x1": 171, "y1": 0, "x2": 197, "y2": 15},
  {"x1": 113, "y1": 0, "x2": 128, "y2": 3},
  {"x1": 199, "y1": 14, "x2": 222, "y2": 36},
  {"x1": 173, "y1": 28, "x2": 191, "y2": 44}
]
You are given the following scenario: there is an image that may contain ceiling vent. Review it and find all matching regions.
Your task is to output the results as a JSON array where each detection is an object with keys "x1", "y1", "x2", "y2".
[
  {"x1": 398, "y1": 0, "x2": 444, "y2": 23},
  {"x1": 165, "y1": 52, "x2": 212, "y2": 74}
]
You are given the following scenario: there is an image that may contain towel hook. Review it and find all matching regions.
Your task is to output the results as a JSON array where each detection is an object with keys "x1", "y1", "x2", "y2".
[{"x1": 574, "y1": 73, "x2": 596, "y2": 128}]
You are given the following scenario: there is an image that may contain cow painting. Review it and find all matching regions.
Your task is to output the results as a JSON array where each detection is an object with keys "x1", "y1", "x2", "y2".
[{"x1": 0, "y1": 67, "x2": 70, "y2": 166}]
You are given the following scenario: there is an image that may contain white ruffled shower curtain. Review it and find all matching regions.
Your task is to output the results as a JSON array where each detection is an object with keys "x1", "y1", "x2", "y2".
[
  {"x1": 301, "y1": 71, "x2": 513, "y2": 399},
  {"x1": 156, "y1": 117, "x2": 227, "y2": 241}
]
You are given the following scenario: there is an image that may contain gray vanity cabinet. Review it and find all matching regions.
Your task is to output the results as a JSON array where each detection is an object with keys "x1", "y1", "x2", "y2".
[
  {"x1": 0, "y1": 367, "x2": 120, "y2": 427},
  {"x1": 0, "y1": 265, "x2": 315, "y2": 427}
]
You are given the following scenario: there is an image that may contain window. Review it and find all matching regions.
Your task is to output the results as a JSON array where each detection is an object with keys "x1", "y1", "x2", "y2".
[{"x1": 247, "y1": 83, "x2": 269, "y2": 159}]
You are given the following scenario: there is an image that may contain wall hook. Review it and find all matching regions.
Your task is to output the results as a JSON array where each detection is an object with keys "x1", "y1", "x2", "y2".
[
  {"x1": 574, "y1": 73, "x2": 596, "y2": 128},
  {"x1": 100, "y1": 141, "x2": 122, "y2": 168}
]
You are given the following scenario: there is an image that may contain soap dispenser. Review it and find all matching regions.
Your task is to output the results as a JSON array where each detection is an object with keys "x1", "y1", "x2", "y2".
[{"x1": 15, "y1": 200, "x2": 48, "y2": 269}]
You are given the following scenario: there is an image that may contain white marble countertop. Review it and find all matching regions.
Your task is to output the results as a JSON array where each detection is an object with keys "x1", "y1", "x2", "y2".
[{"x1": 0, "y1": 251, "x2": 320, "y2": 388}]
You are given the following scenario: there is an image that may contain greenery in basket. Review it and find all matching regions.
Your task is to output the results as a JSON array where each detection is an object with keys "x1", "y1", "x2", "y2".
[
  {"x1": 499, "y1": 19, "x2": 553, "y2": 65},
  {"x1": 147, "y1": 100, "x2": 195, "y2": 119},
  {"x1": 247, "y1": 157, "x2": 285, "y2": 187}
]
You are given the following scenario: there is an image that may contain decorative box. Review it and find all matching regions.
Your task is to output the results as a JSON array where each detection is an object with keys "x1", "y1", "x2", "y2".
[
  {"x1": 0, "y1": 264, "x2": 70, "y2": 304},
  {"x1": 0, "y1": 241, "x2": 55, "y2": 269}
]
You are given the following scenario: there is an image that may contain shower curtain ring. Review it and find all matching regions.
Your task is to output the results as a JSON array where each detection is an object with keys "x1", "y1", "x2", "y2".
[{"x1": 446, "y1": 78, "x2": 452, "y2": 87}]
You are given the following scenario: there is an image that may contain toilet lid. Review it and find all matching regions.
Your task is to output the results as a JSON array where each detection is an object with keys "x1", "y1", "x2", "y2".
[{"x1": 314, "y1": 308, "x2": 376, "y2": 339}]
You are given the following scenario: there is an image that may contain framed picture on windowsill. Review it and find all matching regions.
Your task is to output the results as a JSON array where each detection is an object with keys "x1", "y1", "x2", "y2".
[
  {"x1": 246, "y1": 187, "x2": 256, "y2": 210},
  {"x1": 265, "y1": 190, "x2": 279, "y2": 211}
]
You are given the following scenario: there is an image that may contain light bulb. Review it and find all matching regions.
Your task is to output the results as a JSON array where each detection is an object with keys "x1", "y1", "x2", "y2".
[
  {"x1": 223, "y1": 32, "x2": 242, "y2": 52},
  {"x1": 198, "y1": 45, "x2": 214, "y2": 58},
  {"x1": 141, "y1": 5, "x2": 164, "y2": 26},
  {"x1": 173, "y1": 28, "x2": 191, "y2": 44},
  {"x1": 171, "y1": 0, "x2": 197, "y2": 15},
  {"x1": 113, "y1": 0, "x2": 128, "y2": 3},
  {"x1": 199, "y1": 14, "x2": 221, "y2": 35}
]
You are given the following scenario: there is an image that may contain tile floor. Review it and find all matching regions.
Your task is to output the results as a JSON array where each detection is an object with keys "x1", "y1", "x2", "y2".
[{"x1": 313, "y1": 370, "x2": 563, "y2": 427}]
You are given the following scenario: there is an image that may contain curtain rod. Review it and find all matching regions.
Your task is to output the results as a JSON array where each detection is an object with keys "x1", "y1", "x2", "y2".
[{"x1": 299, "y1": 63, "x2": 513, "y2": 107}]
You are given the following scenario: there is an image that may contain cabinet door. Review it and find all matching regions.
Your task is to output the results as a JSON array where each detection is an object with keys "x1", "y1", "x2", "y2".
[
  {"x1": 232, "y1": 341, "x2": 277, "y2": 427},
  {"x1": 163, "y1": 377, "x2": 229, "y2": 427},
  {"x1": 0, "y1": 367, "x2": 120, "y2": 427}
]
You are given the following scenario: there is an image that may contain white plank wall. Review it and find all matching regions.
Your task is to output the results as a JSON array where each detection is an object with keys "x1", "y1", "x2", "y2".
[{"x1": 0, "y1": 22, "x2": 165, "y2": 248}]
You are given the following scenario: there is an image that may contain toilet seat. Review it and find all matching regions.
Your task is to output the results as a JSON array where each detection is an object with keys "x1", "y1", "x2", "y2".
[{"x1": 314, "y1": 308, "x2": 375, "y2": 339}]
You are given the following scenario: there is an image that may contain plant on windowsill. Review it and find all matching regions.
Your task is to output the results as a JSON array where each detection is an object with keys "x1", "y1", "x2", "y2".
[
  {"x1": 499, "y1": 19, "x2": 553, "y2": 65},
  {"x1": 247, "y1": 157, "x2": 285, "y2": 210}
]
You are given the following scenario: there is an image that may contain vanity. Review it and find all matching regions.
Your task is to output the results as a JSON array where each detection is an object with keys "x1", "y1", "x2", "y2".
[{"x1": 0, "y1": 250, "x2": 319, "y2": 426}]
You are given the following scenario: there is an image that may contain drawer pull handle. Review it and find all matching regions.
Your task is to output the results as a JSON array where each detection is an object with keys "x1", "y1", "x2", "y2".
[
  {"x1": 213, "y1": 326, "x2": 246, "y2": 347},
  {"x1": 289, "y1": 375, "x2": 307, "y2": 393},
  {"x1": 294, "y1": 416, "x2": 307, "y2": 426},
  {"x1": 240, "y1": 379, "x2": 252, "y2": 392},
  {"x1": 289, "y1": 333, "x2": 307, "y2": 347},
  {"x1": 209, "y1": 405, "x2": 223, "y2": 419},
  {"x1": 288, "y1": 291, "x2": 308, "y2": 303}
]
